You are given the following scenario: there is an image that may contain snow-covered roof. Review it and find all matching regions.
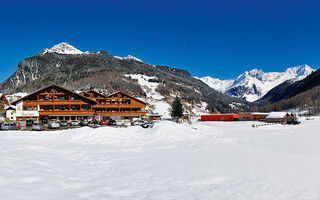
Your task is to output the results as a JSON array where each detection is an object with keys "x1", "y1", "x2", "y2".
[
  {"x1": 5, "y1": 105, "x2": 16, "y2": 110},
  {"x1": 266, "y1": 112, "x2": 288, "y2": 119},
  {"x1": 251, "y1": 112, "x2": 269, "y2": 115}
]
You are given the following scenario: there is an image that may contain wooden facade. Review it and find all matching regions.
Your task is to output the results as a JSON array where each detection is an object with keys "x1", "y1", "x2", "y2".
[
  {"x1": 81, "y1": 90, "x2": 147, "y2": 120},
  {"x1": 11, "y1": 84, "x2": 97, "y2": 123},
  {"x1": 11, "y1": 84, "x2": 147, "y2": 123},
  {"x1": 237, "y1": 112, "x2": 269, "y2": 121}
]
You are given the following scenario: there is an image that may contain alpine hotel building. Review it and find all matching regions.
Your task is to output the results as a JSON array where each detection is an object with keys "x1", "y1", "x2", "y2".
[{"x1": 11, "y1": 84, "x2": 147, "y2": 123}]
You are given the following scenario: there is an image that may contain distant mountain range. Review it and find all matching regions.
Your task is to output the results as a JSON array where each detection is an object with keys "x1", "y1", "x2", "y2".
[
  {"x1": 0, "y1": 42, "x2": 250, "y2": 115},
  {"x1": 1, "y1": 42, "x2": 318, "y2": 114},
  {"x1": 196, "y1": 64, "x2": 315, "y2": 102},
  {"x1": 257, "y1": 68, "x2": 320, "y2": 105}
]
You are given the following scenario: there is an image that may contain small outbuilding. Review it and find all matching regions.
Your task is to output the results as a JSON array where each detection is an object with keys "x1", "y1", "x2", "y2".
[
  {"x1": 148, "y1": 113, "x2": 162, "y2": 121},
  {"x1": 238, "y1": 113, "x2": 252, "y2": 121},
  {"x1": 264, "y1": 112, "x2": 290, "y2": 123},
  {"x1": 251, "y1": 112, "x2": 269, "y2": 121}
]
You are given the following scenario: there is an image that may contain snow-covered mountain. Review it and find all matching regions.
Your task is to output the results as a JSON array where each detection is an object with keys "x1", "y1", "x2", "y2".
[
  {"x1": 197, "y1": 65, "x2": 315, "y2": 102},
  {"x1": 40, "y1": 42, "x2": 145, "y2": 63},
  {"x1": 40, "y1": 42, "x2": 84, "y2": 55},
  {"x1": 114, "y1": 55, "x2": 143, "y2": 62},
  {"x1": 194, "y1": 76, "x2": 233, "y2": 93}
]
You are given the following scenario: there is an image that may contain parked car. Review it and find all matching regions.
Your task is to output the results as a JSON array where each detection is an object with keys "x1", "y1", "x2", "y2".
[
  {"x1": 48, "y1": 120, "x2": 60, "y2": 129},
  {"x1": 107, "y1": 119, "x2": 117, "y2": 126},
  {"x1": 13, "y1": 122, "x2": 21, "y2": 129},
  {"x1": 1, "y1": 123, "x2": 19, "y2": 130},
  {"x1": 59, "y1": 120, "x2": 68, "y2": 126},
  {"x1": 141, "y1": 121, "x2": 154, "y2": 128},
  {"x1": 131, "y1": 120, "x2": 145, "y2": 126},
  {"x1": 70, "y1": 120, "x2": 79, "y2": 126},
  {"x1": 100, "y1": 120, "x2": 108, "y2": 126},
  {"x1": 26, "y1": 119, "x2": 34, "y2": 126},
  {"x1": 32, "y1": 122, "x2": 46, "y2": 131},
  {"x1": 80, "y1": 119, "x2": 89, "y2": 126}
]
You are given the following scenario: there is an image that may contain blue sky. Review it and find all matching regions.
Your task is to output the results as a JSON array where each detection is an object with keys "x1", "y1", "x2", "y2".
[{"x1": 1, "y1": 0, "x2": 320, "y2": 82}]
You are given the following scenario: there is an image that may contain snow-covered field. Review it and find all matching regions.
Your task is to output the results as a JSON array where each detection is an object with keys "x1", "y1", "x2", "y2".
[{"x1": 1, "y1": 118, "x2": 320, "y2": 200}]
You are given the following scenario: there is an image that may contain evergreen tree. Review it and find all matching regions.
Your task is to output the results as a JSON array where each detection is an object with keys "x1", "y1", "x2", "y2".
[{"x1": 171, "y1": 96, "x2": 184, "y2": 118}]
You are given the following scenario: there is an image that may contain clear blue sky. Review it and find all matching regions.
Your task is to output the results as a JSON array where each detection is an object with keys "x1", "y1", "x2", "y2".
[{"x1": 1, "y1": 0, "x2": 320, "y2": 82}]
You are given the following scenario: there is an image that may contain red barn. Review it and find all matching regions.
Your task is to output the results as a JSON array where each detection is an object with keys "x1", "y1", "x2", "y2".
[{"x1": 201, "y1": 114, "x2": 239, "y2": 121}]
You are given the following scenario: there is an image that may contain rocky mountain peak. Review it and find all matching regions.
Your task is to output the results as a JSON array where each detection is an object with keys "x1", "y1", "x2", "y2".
[{"x1": 40, "y1": 42, "x2": 83, "y2": 55}]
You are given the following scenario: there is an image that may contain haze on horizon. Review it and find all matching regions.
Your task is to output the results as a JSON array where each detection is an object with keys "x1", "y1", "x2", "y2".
[{"x1": 1, "y1": 0, "x2": 320, "y2": 82}]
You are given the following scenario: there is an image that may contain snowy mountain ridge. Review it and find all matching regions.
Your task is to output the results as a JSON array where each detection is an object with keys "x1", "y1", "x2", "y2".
[
  {"x1": 40, "y1": 42, "x2": 84, "y2": 55},
  {"x1": 114, "y1": 55, "x2": 143, "y2": 62},
  {"x1": 39, "y1": 42, "x2": 145, "y2": 64},
  {"x1": 197, "y1": 64, "x2": 315, "y2": 102}
]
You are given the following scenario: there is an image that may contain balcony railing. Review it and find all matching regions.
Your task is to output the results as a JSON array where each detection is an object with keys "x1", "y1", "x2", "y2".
[
  {"x1": 39, "y1": 110, "x2": 95, "y2": 116},
  {"x1": 95, "y1": 111, "x2": 146, "y2": 116},
  {"x1": 24, "y1": 100, "x2": 89, "y2": 105}
]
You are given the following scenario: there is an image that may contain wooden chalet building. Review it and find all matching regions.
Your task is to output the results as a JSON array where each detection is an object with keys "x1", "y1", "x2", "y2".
[
  {"x1": 11, "y1": 84, "x2": 97, "y2": 123},
  {"x1": 0, "y1": 93, "x2": 9, "y2": 121},
  {"x1": 80, "y1": 90, "x2": 147, "y2": 121}
]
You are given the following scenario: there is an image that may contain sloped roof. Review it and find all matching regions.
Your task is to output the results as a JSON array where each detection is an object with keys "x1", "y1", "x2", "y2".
[
  {"x1": 86, "y1": 90, "x2": 107, "y2": 98},
  {"x1": 106, "y1": 91, "x2": 147, "y2": 105},
  {"x1": 266, "y1": 112, "x2": 288, "y2": 119},
  {"x1": 251, "y1": 112, "x2": 270, "y2": 115},
  {"x1": 11, "y1": 84, "x2": 98, "y2": 105}
]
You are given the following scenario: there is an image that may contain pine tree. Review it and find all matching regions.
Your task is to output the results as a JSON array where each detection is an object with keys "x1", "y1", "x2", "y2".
[{"x1": 171, "y1": 96, "x2": 184, "y2": 118}]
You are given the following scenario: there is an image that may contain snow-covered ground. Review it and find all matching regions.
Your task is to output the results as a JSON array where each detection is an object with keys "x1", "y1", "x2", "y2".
[{"x1": 1, "y1": 118, "x2": 320, "y2": 200}]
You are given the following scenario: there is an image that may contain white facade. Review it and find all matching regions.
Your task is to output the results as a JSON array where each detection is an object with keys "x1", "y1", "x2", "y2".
[
  {"x1": 6, "y1": 108, "x2": 16, "y2": 121},
  {"x1": 15, "y1": 101, "x2": 39, "y2": 120}
]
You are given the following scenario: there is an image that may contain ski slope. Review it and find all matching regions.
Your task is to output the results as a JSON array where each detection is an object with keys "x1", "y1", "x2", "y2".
[{"x1": 1, "y1": 118, "x2": 320, "y2": 199}]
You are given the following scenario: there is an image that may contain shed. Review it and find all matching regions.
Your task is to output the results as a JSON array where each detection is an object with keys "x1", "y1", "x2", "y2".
[
  {"x1": 265, "y1": 112, "x2": 290, "y2": 123},
  {"x1": 238, "y1": 113, "x2": 252, "y2": 121},
  {"x1": 251, "y1": 112, "x2": 269, "y2": 121}
]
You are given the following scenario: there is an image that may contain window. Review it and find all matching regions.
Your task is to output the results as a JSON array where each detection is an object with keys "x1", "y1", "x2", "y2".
[
  {"x1": 59, "y1": 96, "x2": 65, "y2": 100},
  {"x1": 19, "y1": 117, "x2": 23, "y2": 121},
  {"x1": 24, "y1": 106, "x2": 27, "y2": 110},
  {"x1": 33, "y1": 117, "x2": 37, "y2": 121},
  {"x1": 28, "y1": 107, "x2": 32, "y2": 111},
  {"x1": 59, "y1": 106, "x2": 65, "y2": 110},
  {"x1": 33, "y1": 106, "x2": 37, "y2": 111},
  {"x1": 71, "y1": 105, "x2": 79, "y2": 110},
  {"x1": 70, "y1": 96, "x2": 75, "y2": 100}
]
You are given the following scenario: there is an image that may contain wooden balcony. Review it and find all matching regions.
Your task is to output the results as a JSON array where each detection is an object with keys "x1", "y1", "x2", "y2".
[
  {"x1": 39, "y1": 110, "x2": 95, "y2": 116},
  {"x1": 24, "y1": 100, "x2": 90, "y2": 106},
  {"x1": 95, "y1": 111, "x2": 146, "y2": 116},
  {"x1": 93, "y1": 104, "x2": 142, "y2": 108}
]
